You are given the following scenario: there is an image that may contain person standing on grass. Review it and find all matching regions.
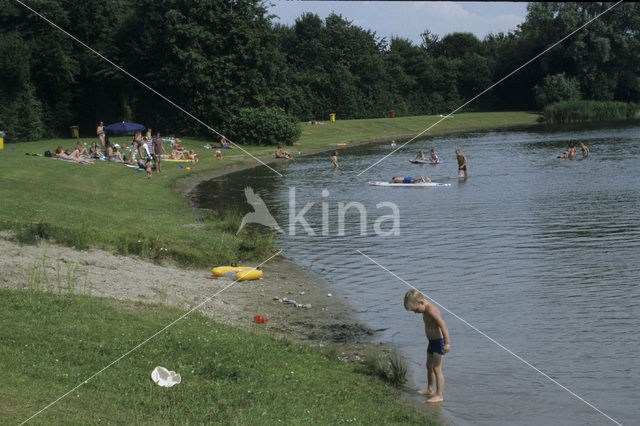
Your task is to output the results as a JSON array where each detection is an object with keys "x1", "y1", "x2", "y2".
[
  {"x1": 97, "y1": 121, "x2": 105, "y2": 146},
  {"x1": 153, "y1": 131, "x2": 165, "y2": 173},
  {"x1": 404, "y1": 289, "x2": 450, "y2": 403},
  {"x1": 456, "y1": 149, "x2": 468, "y2": 177}
]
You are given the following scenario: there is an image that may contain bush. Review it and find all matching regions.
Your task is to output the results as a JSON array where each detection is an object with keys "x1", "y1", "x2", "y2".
[
  {"x1": 226, "y1": 106, "x2": 301, "y2": 146},
  {"x1": 534, "y1": 73, "x2": 582, "y2": 108},
  {"x1": 543, "y1": 100, "x2": 640, "y2": 124}
]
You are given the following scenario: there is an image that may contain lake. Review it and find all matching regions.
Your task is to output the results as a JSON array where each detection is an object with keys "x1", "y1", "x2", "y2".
[{"x1": 191, "y1": 122, "x2": 640, "y2": 425}]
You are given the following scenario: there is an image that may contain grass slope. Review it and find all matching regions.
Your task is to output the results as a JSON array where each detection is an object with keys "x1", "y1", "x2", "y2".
[{"x1": 0, "y1": 289, "x2": 437, "y2": 425}]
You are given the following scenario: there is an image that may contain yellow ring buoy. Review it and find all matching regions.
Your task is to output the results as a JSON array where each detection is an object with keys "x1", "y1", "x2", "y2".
[
  {"x1": 211, "y1": 266, "x2": 262, "y2": 280},
  {"x1": 211, "y1": 266, "x2": 252, "y2": 277},
  {"x1": 235, "y1": 269, "x2": 263, "y2": 281}
]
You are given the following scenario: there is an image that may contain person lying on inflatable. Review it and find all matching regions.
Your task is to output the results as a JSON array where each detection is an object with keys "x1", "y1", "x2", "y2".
[{"x1": 389, "y1": 176, "x2": 431, "y2": 184}]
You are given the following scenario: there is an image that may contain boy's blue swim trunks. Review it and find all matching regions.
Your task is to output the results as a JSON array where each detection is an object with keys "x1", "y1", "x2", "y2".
[
  {"x1": 427, "y1": 338, "x2": 445, "y2": 356},
  {"x1": 402, "y1": 177, "x2": 414, "y2": 183}
]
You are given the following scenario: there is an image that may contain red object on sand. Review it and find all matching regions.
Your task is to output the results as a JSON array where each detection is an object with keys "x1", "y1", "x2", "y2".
[
  {"x1": 203, "y1": 275, "x2": 218, "y2": 280},
  {"x1": 253, "y1": 315, "x2": 268, "y2": 324}
]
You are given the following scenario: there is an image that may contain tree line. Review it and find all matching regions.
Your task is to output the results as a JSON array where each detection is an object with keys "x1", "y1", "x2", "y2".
[{"x1": 1, "y1": 1, "x2": 638, "y2": 142}]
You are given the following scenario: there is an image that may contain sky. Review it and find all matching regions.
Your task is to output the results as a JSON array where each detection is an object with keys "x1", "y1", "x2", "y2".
[{"x1": 266, "y1": 1, "x2": 529, "y2": 45}]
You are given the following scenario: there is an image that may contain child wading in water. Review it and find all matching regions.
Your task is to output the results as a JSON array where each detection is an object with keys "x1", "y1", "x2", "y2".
[{"x1": 404, "y1": 289, "x2": 450, "y2": 402}]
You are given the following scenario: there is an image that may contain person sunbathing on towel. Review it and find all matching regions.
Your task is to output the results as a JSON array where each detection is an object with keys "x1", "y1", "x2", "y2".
[
  {"x1": 54, "y1": 146, "x2": 95, "y2": 164},
  {"x1": 170, "y1": 147, "x2": 186, "y2": 160},
  {"x1": 220, "y1": 136, "x2": 234, "y2": 149}
]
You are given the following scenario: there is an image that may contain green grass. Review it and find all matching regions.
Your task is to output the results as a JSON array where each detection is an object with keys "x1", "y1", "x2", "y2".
[
  {"x1": 0, "y1": 288, "x2": 438, "y2": 425},
  {"x1": 297, "y1": 111, "x2": 542, "y2": 148},
  {"x1": 0, "y1": 111, "x2": 541, "y2": 266}
]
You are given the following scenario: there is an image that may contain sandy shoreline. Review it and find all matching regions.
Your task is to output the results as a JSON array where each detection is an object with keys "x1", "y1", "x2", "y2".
[{"x1": 0, "y1": 235, "x2": 376, "y2": 361}]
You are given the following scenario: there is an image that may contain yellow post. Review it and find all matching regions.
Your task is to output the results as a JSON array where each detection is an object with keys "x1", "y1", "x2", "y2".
[
  {"x1": 330, "y1": 113, "x2": 336, "y2": 123},
  {"x1": 70, "y1": 125, "x2": 79, "y2": 139},
  {"x1": 0, "y1": 131, "x2": 4, "y2": 150}
]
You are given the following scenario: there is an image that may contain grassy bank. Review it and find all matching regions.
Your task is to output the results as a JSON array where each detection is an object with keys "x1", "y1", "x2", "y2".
[
  {"x1": 0, "y1": 111, "x2": 540, "y2": 266},
  {"x1": 298, "y1": 111, "x2": 541, "y2": 147},
  {"x1": 0, "y1": 288, "x2": 436, "y2": 424}
]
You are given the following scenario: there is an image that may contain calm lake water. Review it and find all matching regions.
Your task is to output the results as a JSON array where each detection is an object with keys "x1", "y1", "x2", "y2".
[{"x1": 191, "y1": 123, "x2": 640, "y2": 425}]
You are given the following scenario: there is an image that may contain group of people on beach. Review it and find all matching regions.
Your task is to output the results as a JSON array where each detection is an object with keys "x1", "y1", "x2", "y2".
[
  {"x1": 52, "y1": 121, "x2": 200, "y2": 179},
  {"x1": 94, "y1": 122, "x2": 167, "y2": 178}
]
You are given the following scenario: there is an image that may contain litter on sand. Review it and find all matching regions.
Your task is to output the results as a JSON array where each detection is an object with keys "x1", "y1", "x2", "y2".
[
  {"x1": 273, "y1": 297, "x2": 311, "y2": 309},
  {"x1": 151, "y1": 366, "x2": 181, "y2": 387},
  {"x1": 253, "y1": 315, "x2": 268, "y2": 324}
]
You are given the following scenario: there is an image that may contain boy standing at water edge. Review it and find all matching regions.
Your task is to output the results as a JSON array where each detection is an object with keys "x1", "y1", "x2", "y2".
[{"x1": 404, "y1": 289, "x2": 450, "y2": 402}]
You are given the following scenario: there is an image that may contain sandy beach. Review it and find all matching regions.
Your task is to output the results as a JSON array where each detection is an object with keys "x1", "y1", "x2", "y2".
[{"x1": 0, "y1": 235, "x2": 376, "y2": 361}]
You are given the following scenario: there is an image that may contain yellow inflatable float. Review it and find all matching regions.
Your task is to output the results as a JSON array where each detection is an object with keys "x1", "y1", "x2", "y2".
[{"x1": 211, "y1": 266, "x2": 263, "y2": 281}]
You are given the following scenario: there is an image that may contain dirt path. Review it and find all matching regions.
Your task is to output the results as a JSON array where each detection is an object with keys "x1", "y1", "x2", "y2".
[{"x1": 0, "y1": 235, "x2": 374, "y2": 361}]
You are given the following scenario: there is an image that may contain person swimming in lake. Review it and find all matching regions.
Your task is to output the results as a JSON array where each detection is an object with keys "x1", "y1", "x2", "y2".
[
  {"x1": 567, "y1": 142, "x2": 577, "y2": 160},
  {"x1": 331, "y1": 151, "x2": 338, "y2": 169},
  {"x1": 430, "y1": 149, "x2": 440, "y2": 164},
  {"x1": 414, "y1": 150, "x2": 426, "y2": 161},
  {"x1": 580, "y1": 143, "x2": 589, "y2": 159},
  {"x1": 455, "y1": 149, "x2": 468, "y2": 177},
  {"x1": 389, "y1": 176, "x2": 431, "y2": 184}
]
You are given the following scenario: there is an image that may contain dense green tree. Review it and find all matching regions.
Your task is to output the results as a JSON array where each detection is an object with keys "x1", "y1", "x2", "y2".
[
  {"x1": 117, "y1": 0, "x2": 279, "y2": 137},
  {"x1": 0, "y1": 33, "x2": 44, "y2": 141},
  {"x1": 534, "y1": 73, "x2": 582, "y2": 107},
  {"x1": 1, "y1": 1, "x2": 638, "y2": 141}
]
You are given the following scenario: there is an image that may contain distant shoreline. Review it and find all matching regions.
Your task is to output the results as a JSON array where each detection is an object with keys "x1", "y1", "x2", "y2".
[{"x1": 175, "y1": 115, "x2": 543, "y2": 198}]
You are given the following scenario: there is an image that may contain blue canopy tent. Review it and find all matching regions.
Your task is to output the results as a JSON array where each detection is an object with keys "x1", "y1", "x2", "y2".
[{"x1": 104, "y1": 122, "x2": 146, "y2": 134}]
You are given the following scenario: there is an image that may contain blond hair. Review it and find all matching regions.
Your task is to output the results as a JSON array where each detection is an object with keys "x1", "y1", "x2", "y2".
[{"x1": 404, "y1": 289, "x2": 425, "y2": 310}]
